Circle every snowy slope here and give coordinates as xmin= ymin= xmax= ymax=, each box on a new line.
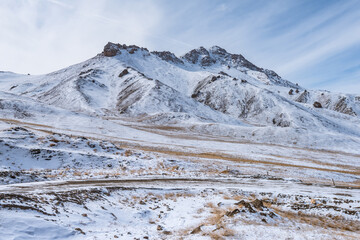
xmin=1 ymin=42 xmax=360 ymax=147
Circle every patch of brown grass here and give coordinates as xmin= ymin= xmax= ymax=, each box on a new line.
xmin=209 ymin=227 xmax=236 ymax=239
xmin=271 ymin=206 xmax=360 ymax=232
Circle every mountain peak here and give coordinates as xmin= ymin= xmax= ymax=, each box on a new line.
xmin=181 ymin=47 xmax=215 ymax=66
xmin=103 ymin=42 xmax=149 ymax=57
xmin=209 ymin=45 xmax=228 ymax=55
xmin=100 ymin=42 xmax=293 ymax=87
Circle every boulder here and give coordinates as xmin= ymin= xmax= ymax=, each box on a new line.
xmin=313 ymin=101 xmax=322 ymax=108
xmin=190 ymin=225 xmax=203 ymax=234
xmin=118 ymin=69 xmax=129 ymax=78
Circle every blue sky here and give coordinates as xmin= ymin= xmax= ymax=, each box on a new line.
xmin=1 ymin=0 xmax=359 ymax=94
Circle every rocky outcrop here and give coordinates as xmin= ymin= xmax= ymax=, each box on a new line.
xmin=152 ymin=51 xmax=184 ymax=65
xmin=180 ymin=45 xmax=297 ymax=88
xmin=103 ymin=42 xmax=149 ymax=57
xmin=333 ymin=97 xmax=356 ymax=116
xmin=118 ymin=69 xmax=129 ymax=78
xmin=296 ymin=90 xmax=310 ymax=103
xmin=182 ymin=47 xmax=212 ymax=65
xmin=103 ymin=42 xmax=120 ymax=57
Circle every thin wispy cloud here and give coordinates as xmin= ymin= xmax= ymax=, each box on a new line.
xmin=0 ymin=0 xmax=359 ymax=94
xmin=46 ymin=0 xmax=74 ymax=9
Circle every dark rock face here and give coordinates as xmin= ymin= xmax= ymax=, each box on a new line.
xmin=313 ymin=102 xmax=322 ymax=108
xmin=103 ymin=42 xmax=296 ymax=88
xmin=200 ymin=56 xmax=216 ymax=66
xmin=334 ymin=97 xmax=356 ymax=116
xmin=235 ymin=200 xmax=256 ymax=213
xmin=182 ymin=47 xmax=211 ymax=65
xmin=230 ymin=54 xmax=261 ymax=72
xmin=103 ymin=42 xmax=149 ymax=57
xmin=226 ymin=208 xmax=241 ymax=217
xmin=251 ymin=199 xmax=264 ymax=210
xmin=219 ymin=71 xmax=230 ymax=77
xmin=180 ymin=45 xmax=298 ymax=88
xmin=190 ymin=225 xmax=203 ymax=234
xmin=103 ymin=42 xmax=119 ymax=57
xmin=182 ymin=45 xmax=265 ymax=70
xmin=118 ymin=69 xmax=129 ymax=78
xmin=152 ymin=51 xmax=184 ymax=65
xmin=210 ymin=46 xmax=228 ymax=56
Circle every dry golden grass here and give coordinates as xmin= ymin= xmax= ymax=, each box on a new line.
xmin=129 ymin=146 xmax=360 ymax=177
xmin=209 ymin=227 xmax=236 ymax=240
xmin=271 ymin=206 xmax=360 ymax=232
xmin=73 ymin=171 xmax=82 ymax=177
xmin=124 ymin=150 xmax=132 ymax=157
xmin=197 ymin=208 xmax=205 ymax=214
xmin=207 ymin=209 xmax=226 ymax=226
xmin=222 ymin=195 xmax=231 ymax=200
xmin=232 ymin=195 xmax=244 ymax=201
xmin=180 ymin=202 xmax=237 ymax=239
xmin=205 ymin=202 xmax=216 ymax=208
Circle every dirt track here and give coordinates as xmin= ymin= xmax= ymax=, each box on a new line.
xmin=1 ymin=177 xmax=359 ymax=202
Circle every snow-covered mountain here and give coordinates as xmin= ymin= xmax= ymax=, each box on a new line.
xmin=1 ymin=42 xmax=360 ymax=149
xmin=1 ymin=43 xmax=360 ymax=240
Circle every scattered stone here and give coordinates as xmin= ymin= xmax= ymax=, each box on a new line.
xmin=190 ymin=225 xmax=203 ymax=234
xmin=118 ymin=69 xmax=129 ymax=78
xmin=251 ymin=199 xmax=264 ymax=210
xmin=75 ymin=228 xmax=86 ymax=235
xmin=313 ymin=101 xmax=322 ymax=108
xmin=219 ymin=71 xmax=230 ymax=77
xmin=235 ymin=200 xmax=256 ymax=213
xmin=210 ymin=76 xmax=218 ymax=82
xmin=163 ymin=231 xmax=172 ymax=235
xmin=30 ymin=149 xmax=41 ymax=155
xmin=226 ymin=208 xmax=240 ymax=217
